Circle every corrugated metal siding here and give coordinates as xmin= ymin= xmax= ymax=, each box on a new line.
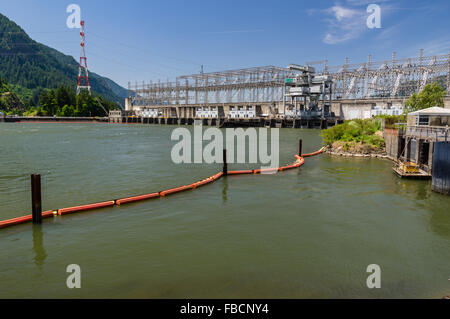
xmin=432 ymin=142 xmax=450 ymax=195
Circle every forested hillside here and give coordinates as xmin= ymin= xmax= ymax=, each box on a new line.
xmin=0 ymin=13 xmax=127 ymax=112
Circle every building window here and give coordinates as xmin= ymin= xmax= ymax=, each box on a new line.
xmin=417 ymin=115 xmax=429 ymax=126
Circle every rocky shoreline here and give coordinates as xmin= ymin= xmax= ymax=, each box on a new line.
xmin=324 ymin=141 xmax=392 ymax=160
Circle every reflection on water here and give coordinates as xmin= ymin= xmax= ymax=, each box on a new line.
xmin=32 ymin=225 xmax=46 ymax=267
xmin=393 ymin=178 xmax=432 ymax=201
xmin=222 ymin=177 xmax=228 ymax=203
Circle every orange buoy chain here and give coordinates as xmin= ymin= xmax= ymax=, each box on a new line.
xmin=0 ymin=147 xmax=324 ymax=230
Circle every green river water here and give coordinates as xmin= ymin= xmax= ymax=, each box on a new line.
xmin=0 ymin=123 xmax=449 ymax=298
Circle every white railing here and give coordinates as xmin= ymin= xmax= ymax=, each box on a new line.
xmin=405 ymin=125 xmax=449 ymax=141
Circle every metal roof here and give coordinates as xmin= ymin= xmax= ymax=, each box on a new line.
xmin=409 ymin=106 xmax=450 ymax=116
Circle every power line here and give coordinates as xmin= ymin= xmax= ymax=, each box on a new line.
xmin=88 ymin=31 xmax=227 ymax=71
xmin=2 ymin=28 xmax=229 ymax=76
xmin=87 ymin=42 xmax=194 ymax=73
xmin=86 ymin=50 xmax=169 ymax=78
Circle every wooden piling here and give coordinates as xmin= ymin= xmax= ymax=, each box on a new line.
xmin=31 ymin=174 xmax=42 ymax=224
xmin=298 ymin=139 xmax=303 ymax=156
xmin=223 ymin=149 xmax=228 ymax=175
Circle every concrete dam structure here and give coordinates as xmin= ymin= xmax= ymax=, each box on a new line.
xmin=111 ymin=51 xmax=450 ymax=127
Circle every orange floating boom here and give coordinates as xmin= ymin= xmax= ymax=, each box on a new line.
xmin=253 ymin=167 xmax=280 ymax=174
xmin=160 ymin=184 xmax=194 ymax=197
xmin=210 ymin=172 xmax=223 ymax=180
xmin=0 ymin=210 xmax=54 ymax=229
xmin=58 ymin=201 xmax=115 ymax=215
xmin=301 ymin=147 xmax=325 ymax=157
xmin=227 ymin=170 xmax=253 ymax=175
xmin=116 ymin=192 xmax=159 ymax=205
xmin=0 ymin=146 xmax=324 ymax=230
xmin=191 ymin=178 xmax=213 ymax=189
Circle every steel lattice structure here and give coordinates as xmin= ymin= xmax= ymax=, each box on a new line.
xmin=129 ymin=51 xmax=450 ymax=107
xmin=76 ymin=20 xmax=91 ymax=95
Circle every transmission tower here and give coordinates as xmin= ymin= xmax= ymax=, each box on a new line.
xmin=76 ymin=20 xmax=91 ymax=95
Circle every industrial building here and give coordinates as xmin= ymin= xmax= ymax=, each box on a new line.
xmin=110 ymin=51 xmax=450 ymax=126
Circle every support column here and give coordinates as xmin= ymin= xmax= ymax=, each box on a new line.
xmin=223 ymin=149 xmax=228 ymax=175
xmin=31 ymin=174 xmax=42 ymax=224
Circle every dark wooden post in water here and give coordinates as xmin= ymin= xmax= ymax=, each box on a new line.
xmin=31 ymin=174 xmax=42 ymax=224
xmin=298 ymin=139 xmax=303 ymax=156
xmin=223 ymin=149 xmax=228 ymax=175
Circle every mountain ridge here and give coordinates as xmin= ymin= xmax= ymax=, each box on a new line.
xmin=0 ymin=13 xmax=127 ymax=107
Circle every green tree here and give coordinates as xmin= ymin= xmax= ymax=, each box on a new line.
xmin=404 ymin=82 xmax=445 ymax=113
xmin=61 ymin=104 xmax=75 ymax=116
xmin=56 ymin=86 xmax=75 ymax=108
xmin=38 ymin=89 xmax=58 ymax=115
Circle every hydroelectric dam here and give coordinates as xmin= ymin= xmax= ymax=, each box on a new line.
xmin=110 ymin=51 xmax=450 ymax=128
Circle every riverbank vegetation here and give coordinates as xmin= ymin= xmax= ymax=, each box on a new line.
xmin=320 ymin=119 xmax=385 ymax=154
xmin=373 ymin=114 xmax=406 ymax=128
xmin=0 ymin=79 xmax=25 ymax=114
xmin=30 ymin=86 xmax=117 ymax=117
xmin=0 ymin=79 xmax=118 ymax=116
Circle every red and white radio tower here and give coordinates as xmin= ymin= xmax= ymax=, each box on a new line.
xmin=76 ymin=20 xmax=91 ymax=95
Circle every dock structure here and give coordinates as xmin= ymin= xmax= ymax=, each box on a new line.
xmin=384 ymin=107 xmax=450 ymax=192
xmin=113 ymin=51 xmax=450 ymax=127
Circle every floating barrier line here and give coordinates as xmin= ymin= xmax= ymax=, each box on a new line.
xmin=0 ymin=210 xmax=54 ymax=229
xmin=116 ymin=192 xmax=159 ymax=205
xmin=0 ymin=146 xmax=324 ymax=230
xmin=58 ymin=201 xmax=116 ymax=216
xmin=301 ymin=146 xmax=326 ymax=157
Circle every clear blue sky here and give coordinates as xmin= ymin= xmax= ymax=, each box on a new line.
xmin=1 ymin=0 xmax=449 ymax=88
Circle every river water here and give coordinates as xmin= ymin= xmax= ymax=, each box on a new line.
xmin=0 ymin=123 xmax=449 ymax=298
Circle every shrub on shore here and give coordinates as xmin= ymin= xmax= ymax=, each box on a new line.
xmin=320 ymin=119 xmax=385 ymax=149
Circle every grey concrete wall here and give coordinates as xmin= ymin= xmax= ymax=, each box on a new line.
xmin=131 ymin=96 xmax=450 ymax=120
xmin=383 ymin=128 xmax=400 ymax=159
xmin=444 ymin=96 xmax=450 ymax=109
xmin=125 ymin=98 xmax=133 ymax=111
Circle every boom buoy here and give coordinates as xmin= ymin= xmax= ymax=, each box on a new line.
xmin=227 ymin=170 xmax=253 ymax=175
xmin=116 ymin=192 xmax=159 ymax=205
xmin=301 ymin=147 xmax=325 ymax=157
xmin=58 ymin=201 xmax=115 ymax=215
xmin=160 ymin=184 xmax=194 ymax=197
xmin=0 ymin=210 xmax=54 ymax=229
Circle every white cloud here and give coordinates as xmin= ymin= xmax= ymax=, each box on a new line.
xmin=310 ymin=1 xmax=395 ymax=45
xmin=321 ymin=6 xmax=366 ymax=44
xmin=331 ymin=6 xmax=358 ymax=21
